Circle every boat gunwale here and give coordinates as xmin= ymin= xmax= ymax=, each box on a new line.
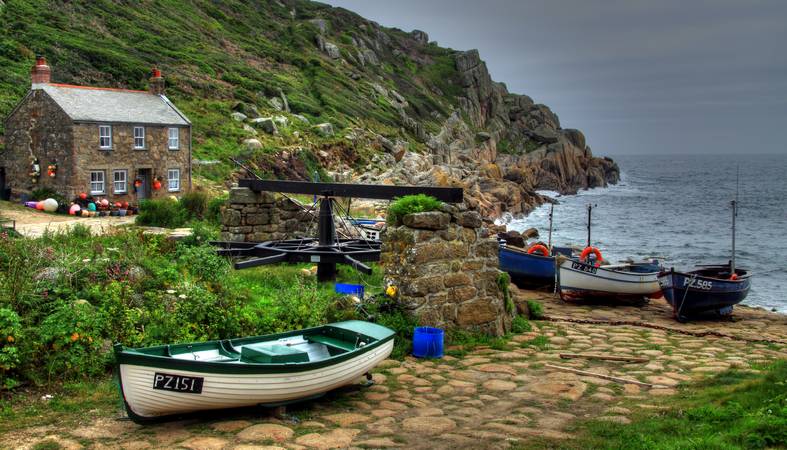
xmin=499 ymin=245 xmax=555 ymax=261
xmin=658 ymin=270 xmax=752 ymax=285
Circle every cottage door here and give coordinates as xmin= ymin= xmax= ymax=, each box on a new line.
xmin=136 ymin=169 xmax=151 ymax=201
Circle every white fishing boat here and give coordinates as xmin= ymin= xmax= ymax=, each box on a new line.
xmin=557 ymin=204 xmax=662 ymax=302
xmin=558 ymin=258 xmax=662 ymax=302
xmin=115 ymin=321 xmax=394 ymax=422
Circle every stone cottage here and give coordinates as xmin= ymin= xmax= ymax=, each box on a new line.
xmin=0 ymin=56 xmax=191 ymax=203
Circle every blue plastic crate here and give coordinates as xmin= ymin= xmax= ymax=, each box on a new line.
xmin=334 ymin=283 xmax=364 ymax=299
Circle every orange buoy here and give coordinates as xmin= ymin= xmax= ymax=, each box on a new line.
xmin=730 ymin=273 xmax=738 ymax=281
xmin=527 ymin=244 xmax=550 ymax=257
xmin=580 ymin=246 xmax=603 ymax=264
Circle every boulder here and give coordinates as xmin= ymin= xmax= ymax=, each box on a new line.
xmin=324 ymin=42 xmax=341 ymax=59
xmin=251 ymin=117 xmax=278 ymax=135
xmin=402 ymin=212 xmax=450 ymax=230
xmin=561 ymin=128 xmax=586 ymax=149
xmin=230 ymin=112 xmax=247 ymax=122
xmin=242 ymin=138 xmax=262 ymax=150
xmin=522 ymin=227 xmax=539 ymax=239
xmin=293 ymin=114 xmax=310 ymax=124
xmin=411 ymin=29 xmax=429 ymax=44
xmin=499 ymin=230 xmax=525 ymax=248
xmin=232 ymin=102 xmax=260 ymax=119
xmin=273 ymin=115 xmax=289 ymax=127
xmin=267 ymin=97 xmax=284 ymax=111
xmin=357 ymin=48 xmax=379 ymax=66
xmin=314 ymin=123 xmax=334 ymax=137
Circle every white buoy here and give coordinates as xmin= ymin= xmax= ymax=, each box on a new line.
xmin=42 ymin=198 xmax=58 ymax=212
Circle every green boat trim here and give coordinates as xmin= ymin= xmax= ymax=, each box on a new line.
xmin=114 ymin=320 xmax=395 ymax=375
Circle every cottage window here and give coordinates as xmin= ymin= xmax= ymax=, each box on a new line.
xmin=90 ymin=170 xmax=106 ymax=195
xmin=99 ymin=125 xmax=112 ymax=149
xmin=168 ymin=168 xmax=180 ymax=192
xmin=168 ymin=128 xmax=179 ymax=150
xmin=133 ymin=127 xmax=145 ymax=149
xmin=113 ymin=170 xmax=127 ymax=194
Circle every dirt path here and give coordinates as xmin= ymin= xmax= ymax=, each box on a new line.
xmin=0 ymin=202 xmax=135 ymax=237
xmin=2 ymin=293 xmax=786 ymax=449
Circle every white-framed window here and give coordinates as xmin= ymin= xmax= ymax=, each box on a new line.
xmin=168 ymin=128 xmax=179 ymax=150
xmin=133 ymin=127 xmax=145 ymax=149
xmin=99 ymin=125 xmax=112 ymax=149
xmin=167 ymin=168 xmax=180 ymax=192
xmin=113 ymin=169 xmax=127 ymax=194
xmin=90 ymin=170 xmax=105 ymax=195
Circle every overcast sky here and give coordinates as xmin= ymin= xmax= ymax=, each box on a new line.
xmin=321 ymin=0 xmax=787 ymax=156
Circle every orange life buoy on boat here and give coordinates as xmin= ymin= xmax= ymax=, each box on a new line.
xmin=580 ymin=246 xmax=603 ymax=265
xmin=730 ymin=273 xmax=738 ymax=281
xmin=527 ymin=244 xmax=550 ymax=257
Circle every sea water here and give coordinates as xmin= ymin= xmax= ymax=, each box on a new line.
xmin=505 ymin=153 xmax=787 ymax=312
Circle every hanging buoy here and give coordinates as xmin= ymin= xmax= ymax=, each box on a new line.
xmin=730 ymin=273 xmax=738 ymax=281
xmin=580 ymin=246 xmax=603 ymax=265
xmin=527 ymin=244 xmax=550 ymax=256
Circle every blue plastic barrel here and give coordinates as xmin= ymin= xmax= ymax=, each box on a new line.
xmin=334 ymin=283 xmax=364 ymax=299
xmin=412 ymin=327 xmax=444 ymax=358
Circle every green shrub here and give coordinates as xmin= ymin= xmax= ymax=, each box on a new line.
xmin=176 ymin=244 xmax=230 ymax=283
xmin=0 ymin=308 xmax=22 ymax=389
xmin=511 ymin=315 xmax=532 ymax=334
xmin=387 ymin=194 xmax=443 ymax=225
xmin=136 ymin=198 xmax=190 ymax=228
xmin=144 ymin=284 xmax=246 ymax=344
xmin=527 ymin=300 xmax=544 ymax=319
xmin=206 ymin=193 xmax=228 ymax=225
xmin=38 ymin=302 xmax=106 ymax=381
xmin=179 ymin=191 xmax=210 ymax=219
xmin=179 ymin=221 xmax=219 ymax=247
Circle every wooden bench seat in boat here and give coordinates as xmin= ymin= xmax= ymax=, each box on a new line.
xmin=240 ymin=343 xmax=309 ymax=364
xmin=307 ymin=335 xmax=356 ymax=352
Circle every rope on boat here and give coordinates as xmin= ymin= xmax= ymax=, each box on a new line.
xmin=541 ymin=315 xmax=787 ymax=345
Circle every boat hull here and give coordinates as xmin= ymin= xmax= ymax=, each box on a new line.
xmin=658 ymin=269 xmax=751 ymax=320
xmin=558 ymin=259 xmax=661 ymax=302
xmin=118 ymin=340 xmax=393 ymax=421
xmin=499 ymin=247 xmax=556 ymax=285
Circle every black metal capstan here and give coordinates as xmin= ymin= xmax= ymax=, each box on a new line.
xmin=213 ymin=179 xmax=464 ymax=282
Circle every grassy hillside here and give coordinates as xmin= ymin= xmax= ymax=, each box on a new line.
xmin=0 ymin=0 xmax=463 ymax=183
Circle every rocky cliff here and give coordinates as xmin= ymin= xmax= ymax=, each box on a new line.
xmin=0 ymin=0 xmax=618 ymax=218
xmin=352 ymin=46 xmax=619 ymax=217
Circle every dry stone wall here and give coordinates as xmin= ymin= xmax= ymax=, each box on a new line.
xmin=220 ymin=187 xmax=314 ymax=242
xmin=381 ymin=205 xmax=512 ymax=336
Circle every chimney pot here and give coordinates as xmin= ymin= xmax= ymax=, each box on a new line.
xmin=149 ymin=67 xmax=165 ymax=95
xmin=31 ymin=55 xmax=51 ymax=88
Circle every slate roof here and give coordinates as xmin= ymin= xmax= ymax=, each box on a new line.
xmin=40 ymin=84 xmax=190 ymax=126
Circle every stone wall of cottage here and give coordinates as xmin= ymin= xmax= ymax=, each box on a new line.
xmin=72 ymin=123 xmax=191 ymax=203
xmin=220 ymin=187 xmax=314 ymax=242
xmin=0 ymin=90 xmax=74 ymax=198
xmin=381 ymin=206 xmax=513 ymax=336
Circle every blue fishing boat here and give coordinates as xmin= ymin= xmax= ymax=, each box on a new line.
xmin=499 ymin=245 xmax=559 ymax=286
xmin=658 ymin=264 xmax=751 ymax=322
xmin=658 ymin=197 xmax=752 ymax=321
xmin=499 ymin=203 xmax=574 ymax=287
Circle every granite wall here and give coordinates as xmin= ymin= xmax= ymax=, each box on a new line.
xmin=381 ymin=205 xmax=513 ymax=336
xmin=219 ymin=187 xmax=314 ymax=242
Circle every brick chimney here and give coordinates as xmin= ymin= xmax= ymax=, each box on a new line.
xmin=31 ymin=55 xmax=51 ymax=89
xmin=149 ymin=67 xmax=165 ymax=95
